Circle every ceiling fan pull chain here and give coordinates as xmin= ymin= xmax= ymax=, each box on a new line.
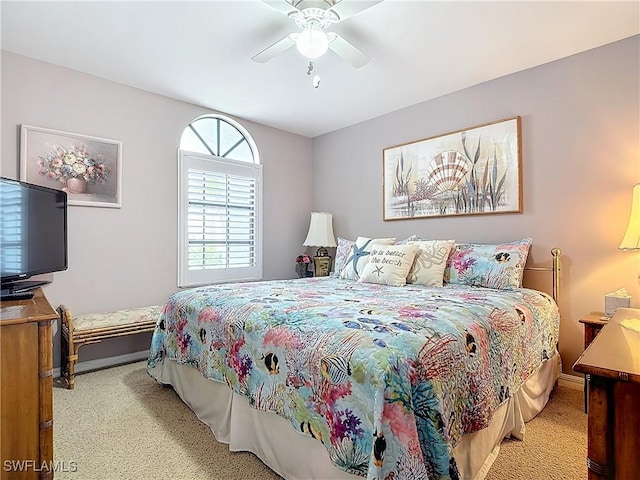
xmin=312 ymin=60 xmax=320 ymax=88
xmin=305 ymin=60 xmax=320 ymax=88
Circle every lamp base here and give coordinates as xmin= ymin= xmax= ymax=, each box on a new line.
xmin=313 ymin=256 xmax=332 ymax=277
xmin=316 ymin=247 xmax=329 ymax=257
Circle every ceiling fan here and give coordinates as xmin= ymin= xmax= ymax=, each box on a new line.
xmin=252 ymin=0 xmax=383 ymax=69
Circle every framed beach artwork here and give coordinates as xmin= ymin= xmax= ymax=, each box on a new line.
xmin=383 ymin=116 xmax=522 ymax=220
xmin=20 ymin=125 xmax=122 ymax=208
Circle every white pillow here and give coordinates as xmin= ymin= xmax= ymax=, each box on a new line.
xmin=340 ymin=236 xmax=395 ymax=281
xmin=358 ymin=243 xmax=419 ymax=287
xmin=406 ymin=240 xmax=455 ymax=286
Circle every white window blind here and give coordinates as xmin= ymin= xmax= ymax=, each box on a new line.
xmin=0 ymin=183 xmax=24 ymax=277
xmin=178 ymin=152 xmax=262 ymax=286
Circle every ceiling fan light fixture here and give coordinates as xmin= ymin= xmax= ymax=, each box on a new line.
xmin=296 ymin=20 xmax=329 ymax=59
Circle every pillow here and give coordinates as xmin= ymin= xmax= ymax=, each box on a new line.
xmin=340 ymin=236 xmax=396 ymax=281
xmin=406 ymin=240 xmax=455 ymax=286
xmin=444 ymin=238 xmax=532 ymax=290
xmin=358 ymin=243 xmax=420 ymax=287
xmin=394 ymin=235 xmax=420 ymax=245
xmin=333 ymin=236 xmax=415 ymax=276
xmin=332 ymin=237 xmax=355 ymax=277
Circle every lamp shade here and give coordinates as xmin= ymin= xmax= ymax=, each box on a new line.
xmin=303 ymin=212 xmax=337 ymax=248
xmin=619 ymin=183 xmax=640 ymax=251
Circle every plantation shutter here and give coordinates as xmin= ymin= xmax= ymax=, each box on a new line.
xmin=178 ymin=152 xmax=262 ymax=286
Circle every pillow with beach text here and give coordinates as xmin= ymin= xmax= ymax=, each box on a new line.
xmin=340 ymin=236 xmax=395 ymax=281
xmin=358 ymin=243 xmax=419 ymax=287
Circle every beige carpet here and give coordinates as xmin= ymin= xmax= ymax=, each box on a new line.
xmin=53 ymin=362 xmax=586 ymax=479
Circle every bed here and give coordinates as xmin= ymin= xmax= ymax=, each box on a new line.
xmin=147 ymin=239 xmax=561 ymax=480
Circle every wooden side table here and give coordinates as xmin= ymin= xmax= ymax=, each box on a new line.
xmin=579 ymin=312 xmax=608 ymax=412
xmin=579 ymin=312 xmax=608 ymax=349
xmin=573 ymin=307 xmax=640 ymax=479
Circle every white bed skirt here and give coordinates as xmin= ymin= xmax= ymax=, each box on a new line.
xmin=148 ymin=352 xmax=560 ymax=480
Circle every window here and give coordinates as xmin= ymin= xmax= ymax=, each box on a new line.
xmin=178 ymin=115 xmax=262 ymax=287
xmin=0 ymin=185 xmax=23 ymax=277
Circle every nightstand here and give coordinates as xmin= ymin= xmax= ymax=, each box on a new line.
xmin=579 ymin=312 xmax=608 ymax=349
xmin=573 ymin=308 xmax=640 ymax=479
xmin=578 ymin=312 xmax=608 ymax=413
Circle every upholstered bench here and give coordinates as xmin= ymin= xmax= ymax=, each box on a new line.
xmin=58 ymin=305 xmax=162 ymax=389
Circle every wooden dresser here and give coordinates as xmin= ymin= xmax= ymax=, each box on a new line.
xmin=573 ymin=307 xmax=640 ymax=480
xmin=1 ymin=289 xmax=57 ymax=480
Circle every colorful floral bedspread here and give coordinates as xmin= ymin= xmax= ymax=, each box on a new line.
xmin=147 ymin=277 xmax=559 ymax=480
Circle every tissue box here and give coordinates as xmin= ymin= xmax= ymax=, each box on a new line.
xmin=605 ymin=294 xmax=631 ymax=317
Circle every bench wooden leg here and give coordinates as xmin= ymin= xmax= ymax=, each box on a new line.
xmin=61 ymin=332 xmax=70 ymax=387
xmin=67 ymin=349 xmax=79 ymax=390
xmin=58 ymin=304 xmax=74 ymax=389
xmin=60 ymin=336 xmax=79 ymax=390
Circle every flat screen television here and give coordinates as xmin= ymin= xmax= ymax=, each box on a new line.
xmin=0 ymin=177 xmax=68 ymax=297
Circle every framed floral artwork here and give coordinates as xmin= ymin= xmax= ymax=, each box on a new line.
xmin=383 ymin=116 xmax=522 ymax=220
xmin=20 ymin=125 xmax=122 ymax=208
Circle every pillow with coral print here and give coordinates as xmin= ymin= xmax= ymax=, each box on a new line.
xmin=340 ymin=236 xmax=396 ymax=281
xmin=444 ymin=238 xmax=532 ymax=289
xmin=332 ymin=237 xmax=355 ymax=277
xmin=358 ymin=243 xmax=420 ymax=287
xmin=406 ymin=240 xmax=455 ymax=286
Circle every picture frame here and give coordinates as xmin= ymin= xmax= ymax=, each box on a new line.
xmin=20 ymin=124 xmax=122 ymax=208
xmin=383 ymin=116 xmax=522 ymax=220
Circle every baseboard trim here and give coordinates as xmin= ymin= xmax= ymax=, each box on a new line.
xmin=559 ymin=372 xmax=584 ymax=390
xmin=53 ymin=350 xmax=149 ymax=379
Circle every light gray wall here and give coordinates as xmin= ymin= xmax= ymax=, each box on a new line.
xmin=311 ymin=36 xmax=640 ymax=375
xmin=1 ymin=51 xmax=313 ymax=366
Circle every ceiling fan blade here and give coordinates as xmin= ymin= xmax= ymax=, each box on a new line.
xmin=252 ymin=35 xmax=296 ymax=63
xmin=263 ymin=0 xmax=300 ymax=18
xmin=327 ymin=0 xmax=383 ymax=22
xmin=328 ymin=33 xmax=370 ymax=68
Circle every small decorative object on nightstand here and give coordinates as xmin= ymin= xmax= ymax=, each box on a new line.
xmin=314 ymin=256 xmax=331 ymax=277
xmin=295 ymin=254 xmax=312 ymax=278
xmin=302 ymin=212 xmax=337 ymax=277
xmin=604 ymin=287 xmax=631 ymax=318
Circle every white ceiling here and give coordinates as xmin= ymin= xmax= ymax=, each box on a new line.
xmin=1 ymin=1 xmax=638 ymax=138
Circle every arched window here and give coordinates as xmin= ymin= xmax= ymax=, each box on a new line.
xmin=177 ymin=115 xmax=262 ymax=287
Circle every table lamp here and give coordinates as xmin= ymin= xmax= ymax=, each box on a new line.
xmin=618 ymin=183 xmax=640 ymax=308
xmin=303 ymin=212 xmax=337 ymax=276
xmin=619 ymin=183 xmax=640 ymax=251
